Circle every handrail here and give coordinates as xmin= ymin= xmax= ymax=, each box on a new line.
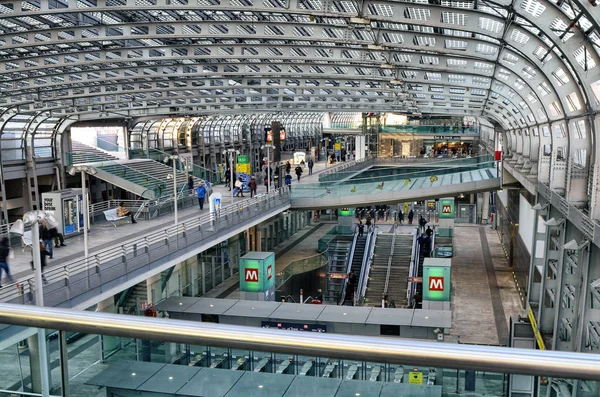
xmin=383 ymin=224 xmax=397 ymax=297
xmin=338 ymin=227 xmax=358 ymax=305
xmin=318 ymin=156 xmax=374 ymax=181
xmin=356 ymin=227 xmax=376 ymax=305
xmin=0 ymin=188 xmax=291 ymax=305
xmin=407 ymin=227 xmax=420 ymax=306
xmin=0 ymin=303 xmax=599 ymax=380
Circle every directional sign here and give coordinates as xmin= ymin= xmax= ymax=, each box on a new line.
xmin=407 ymin=277 xmax=423 ymax=283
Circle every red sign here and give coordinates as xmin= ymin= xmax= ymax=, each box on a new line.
xmin=429 ymin=276 xmax=444 ymax=291
xmin=267 ymin=265 xmax=273 ymax=280
xmin=442 ymin=205 xmax=452 ymax=214
xmin=245 ymin=268 xmax=259 ymax=282
xmin=494 ymin=150 xmax=502 ymax=161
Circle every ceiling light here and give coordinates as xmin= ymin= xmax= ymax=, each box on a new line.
xmin=367 ymin=44 xmax=384 ymax=51
xmin=350 ymin=17 xmax=371 ymax=25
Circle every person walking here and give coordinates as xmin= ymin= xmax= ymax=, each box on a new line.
xmin=408 ymin=209 xmax=414 ymax=225
xmin=234 ymin=176 xmax=245 ymax=197
xmin=295 ymin=165 xmax=303 ymax=182
xmin=225 ymin=168 xmax=231 ymax=190
xmin=188 ymin=175 xmax=194 ymax=196
xmin=365 ymin=215 xmax=372 ymax=232
xmin=425 ymin=225 xmax=433 ymax=237
xmin=419 ymin=215 xmax=427 ymax=234
xmin=398 ymin=210 xmax=404 ymax=225
xmin=358 ymin=221 xmax=365 ymax=238
xmin=249 ymin=176 xmax=257 ymax=198
xmin=195 ymin=181 xmax=208 ymax=210
xmin=0 ymin=237 xmax=13 ymax=288
xmin=284 ymin=173 xmax=292 ymax=191
xmin=40 ymin=220 xmax=54 ymax=259
xmin=38 ymin=242 xmax=51 ymax=284
xmin=285 ymin=161 xmax=291 ymax=175
xmin=307 ymin=158 xmax=314 ymax=175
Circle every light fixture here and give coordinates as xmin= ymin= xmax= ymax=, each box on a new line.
xmin=350 ymin=17 xmax=371 ymax=25
xmin=532 ymin=203 xmax=549 ymax=211
xmin=367 ymin=44 xmax=384 ymax=51
xmin=543 ymin=218 xmax=564 ymax=227
xmin=380 ymin=63 xmax=395 ymax=69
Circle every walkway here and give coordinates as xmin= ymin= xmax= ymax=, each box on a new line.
xmin=448 ymin=225 xmax=524 ymax=345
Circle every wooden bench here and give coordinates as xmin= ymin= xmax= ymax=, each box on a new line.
xmin=103 ymin=208 xmax=130 ymax=227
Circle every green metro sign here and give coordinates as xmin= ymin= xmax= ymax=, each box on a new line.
xmin=239 ymin=252 xmax=275 ymax=292
xmin=439 ymin=198 xmax=455 ymax=219
xmin=423 ymin=259 xmax=451 ymax=301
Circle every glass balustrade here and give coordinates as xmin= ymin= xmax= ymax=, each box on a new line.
xmin=0 ymin=325 xmax=596 ymax=397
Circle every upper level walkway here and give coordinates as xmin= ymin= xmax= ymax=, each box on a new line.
xmin=290 ymin=155 xmax=501 ymax=209
xmin=0 ymin=186 xmax=291 ymax=310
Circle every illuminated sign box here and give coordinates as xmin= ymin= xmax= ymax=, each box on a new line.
xmin=438 ymin=198 xmax=455 ymax=219
xmin=239 ymin=252 xmax=275 ymax=292
xmin=423 ymin=258 xmax=451 ymax=301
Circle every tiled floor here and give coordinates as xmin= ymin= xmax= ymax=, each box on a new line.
xmin=447 ymin=225 xmax=524 ymax=345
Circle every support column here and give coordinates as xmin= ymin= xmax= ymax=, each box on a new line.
xmin=28 ymin=334 xmax=51 ymax=395
xmin=59 ymin=331 xmax=70 ymax=397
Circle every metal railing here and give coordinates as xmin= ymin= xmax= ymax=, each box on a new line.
xmin=0 ymin=303 xmax=599 ymax=380
xmin=407 ymin=227 xmax=419 ymax=306
xmin=0 ymin=188 xmax=291 ymax=306
xmin=356 ymin=227 xmax=376 ymax=305
xmin=383 ymin=224 xmax=398 ymax=298
xmin=338 ymin=227 xmax=358 ymax=305
xmin=317 ymin=156 xmax=374 ymax=182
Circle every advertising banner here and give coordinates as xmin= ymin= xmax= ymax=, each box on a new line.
xmin=236 ymin=155 xmax=251 ymax=191
xmin=423 ymin=259 xmax=451 ymax=301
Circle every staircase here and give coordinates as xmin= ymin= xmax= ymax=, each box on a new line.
xmin=70 ymin=141 xmax=203 ymax=199
xmin=386 ymin=234 xmax=413 ymax=307
xmin=71 ymin=141 xmax=119 ymax=164
xmin=364 ymin=233 xmax=393 ymax=307
xmin=122 ymin=282 xmax=148 ymax=315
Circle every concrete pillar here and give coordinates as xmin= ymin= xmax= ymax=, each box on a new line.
xmin=482 ymin=192 xmax=490 ymax=224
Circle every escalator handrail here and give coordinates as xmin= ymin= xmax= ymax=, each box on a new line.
xmin=383 ymin=224 xmax=398 ymax=296
xmin=407 ymin=227 xmax=420 ymax=305
xmin=338 ymin=227 xmax=359 ymax=305
xmin=357 ymin=227 xmax=377 ymax=305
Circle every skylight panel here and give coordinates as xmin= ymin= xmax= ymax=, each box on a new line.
xmin=406 ymin=8 xmax=431 ymax=20
xmin=393 ymin=54 xmax=412 ymax=63
xmin=522 ymin=66 xmax=536 ymax=79
xmin=415 ymin=36 xmax=436 ymax=47
xmin=421 ymin=56 xmax=439 ymax=65
xmin=514 ymin=79 xmax=525 ymax=90
xmin=474 ymin=62 xmax=493 ymax=72
xmin=573 ymin=45 xmax=597 ymax=70
xmin=549 ymin=17 xmax=574 ymax=42
xmin=443 ymin=29 xmax=471 ymax=37
xmin=449 ymin=87 xmax=465 ymax=94
xmin=476 ymin=43 xmax=497 ymax=55
xmin=471 ymin=89 xmax=486 ymax=96
xmin=447 ymin=59 xmax=467 ymax=68
xmin=478 ymin=17 xmax=504 ymax=34
xmin=448 ymin=75 xmax=465 ymax=83
xmin=425 ymin=72 xmax=441 ymax=81
xmin=441 ymin=12 xmax=467 ymax=26
xmin=552 ymin=67 xmax=570 ymax=86
xmin=533 ymin=46 xmax=552 ymax=64
xmin=520 ymin=0 xmax=546 ymax=18
xmin=445 ymin=40 xmax=467 ymax=50
xmin=510 ymin=29 xmax=530 ymax=45
xmin=502 ymin=53 xmax=519 ymax=65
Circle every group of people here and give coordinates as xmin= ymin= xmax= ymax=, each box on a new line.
xmin=0 ymin=217 xmax=67 ymax=288
xmin=417 ymin=225 xmax=434 ymax=258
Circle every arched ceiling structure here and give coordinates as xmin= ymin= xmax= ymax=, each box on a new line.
xmin=0 ymin=0 xmax=598 ymax=131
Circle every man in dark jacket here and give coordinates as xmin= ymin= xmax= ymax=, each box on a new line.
xmin=295 ymin=165 xmax=303 ymax=181
xmin=307 ymin=158 xmax=314 ymax=175
xmin=249 ymin=176 xmax=257 ymax=198
xmin=0 ymin=237 xmax=13 ymax=288
xmin=40 ymin=220 xmax=53 ymax=259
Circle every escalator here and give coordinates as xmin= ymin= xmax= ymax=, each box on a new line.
xmin=326 ymin=235 xmax=353 ymax=300
xmin=340 ymin=228 xmax=375 ymax=306
xmin=408 ymin=228 xmax=435 ymax=308
xmin=363 ymin=233 xmax=392 ymax=306
xmin=386 ymin=233 xmax=414 ymax=307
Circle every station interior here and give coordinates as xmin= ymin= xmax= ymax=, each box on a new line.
xmin=0 ymin=1 xmax=600 ymax=397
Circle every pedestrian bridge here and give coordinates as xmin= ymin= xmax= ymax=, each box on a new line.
xmin=0 ymin=190 xmax=291 ymax=310
xmin=290 ymin=156 xmax=501 ymax=209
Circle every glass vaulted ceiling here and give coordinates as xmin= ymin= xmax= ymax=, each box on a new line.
xmin=0 ymin=0 xmax=597 ymax=133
